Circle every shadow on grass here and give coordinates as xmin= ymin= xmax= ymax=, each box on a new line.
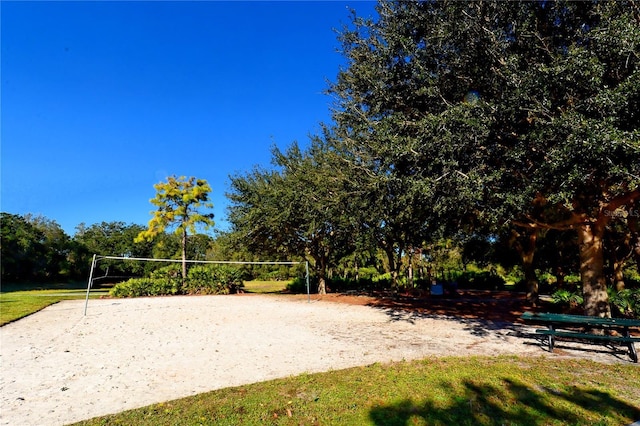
xmin=369 ymin=378 xmax=640 ymax=425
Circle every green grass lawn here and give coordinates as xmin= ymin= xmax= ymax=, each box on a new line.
xmin=0 ymin=283 xmax=108 ymax=326
xmin=242 ymin=280 xmax=290 ymax=294
xmin=70 ymin=356 xmax=639 ymax=426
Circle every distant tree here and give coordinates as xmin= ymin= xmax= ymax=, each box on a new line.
xmin=1 ymin=213 xmax=46 ymax=282
xmin=24 ymin=214 xmax=73 ymax=280
xmin=74 ymin=221 xmax=152 ymax=278
xmin=186 ymin=233 xmax=214 ymax=261
xmin=135 ymin=176 xmax=215 ymax=288
xmin=0 ymin=213 xmax=76 ymax=282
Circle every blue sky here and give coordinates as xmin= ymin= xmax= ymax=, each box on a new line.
xmin=1 ymin=1 xmax=377 ymax=235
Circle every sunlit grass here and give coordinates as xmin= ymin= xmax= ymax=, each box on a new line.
xmin=71 ymin=356 xmax=640 ymax=425
xmin=0 ymin=286 xmax=107 ymax=325
xmin=242 ymin=280 xmax=290 ymax=293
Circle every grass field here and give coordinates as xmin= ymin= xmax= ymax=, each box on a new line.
xmin=242 ymin=280 xmax=290 ymax=294
xmin=70 ymin=356 xmax=640 ymax=426
xmin=0 ymin=285 xmax=109 ymax=326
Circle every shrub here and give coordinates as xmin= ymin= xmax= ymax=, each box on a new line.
xmin=456 ymin=271 xmax=505 ymax=291
xmin=551 ymin=288 xmax=584 ymax=309
xmin=329 ymin=277 xmax=360 ymax=293
xmin=183 ymin=265 xmax=243 ymax=295
xmin=609 ymin=288 xmax=640 ymax=319
xmin=109 ymin=277 xmax=178 ymax=297
xmin=286 ymin=276 xmax=313 ymax=294
xmin=356 ymin=266 xmax=379 ymax=281
xmin=109 ymin=264 xmax=244 ymax=297
xmin=371 ymin=273 xmax=392 ymax=290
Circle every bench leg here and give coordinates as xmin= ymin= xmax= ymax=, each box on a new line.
xmin=548 ymin=325 xmax=555 ymax=353
xmin=629 ymin=342 xmax=638 ymax=363
xmin=623 ymin=328 xmax=638 ymax=363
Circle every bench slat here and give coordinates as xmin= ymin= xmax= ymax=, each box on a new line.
xmin=534 ymin=329 xmax=640 ymax=343
xmin=522 ymin=312 xmax=640 ymax=327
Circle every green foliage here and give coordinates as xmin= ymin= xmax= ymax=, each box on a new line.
xmin=136 ymin=175 xmax=215 ymax=288
xmin=1 ymin=213 xmax=75 ymax=282
xmin=551 ymin=289 xmax=584 ymax=309
xmin=285 ymin=277 xmax=311 ymax=294
xmin=74 ymin=221 xmax=155 ymax=277
xmin=356 ymin=266 xmax=379 ymax=281
xmin=109 ymin=264 xmax=244 ymax=297
xmin=183 ymin=265 xmax=243 ymax=295
xmin=227 ymin=139 xmax=361 ymax=294
xmin=136 ymin=176 xmax=215 ymax=242
xmin=327 ymin=0 xmax=640 ymax=314
xmin=456 ymin=271 xmax=506 ymax=291
xmin=109 ymin=277 xmax=179 ymax=298
xmin=609 ymin=288 xmax=640 ymax=319
xmin=1 ymin=213 xmax=47 ymax=282
xmin=552 ymin=287 xmax=640 ymax=319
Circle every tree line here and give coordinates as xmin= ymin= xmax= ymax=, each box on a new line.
xmin=0 ymin=212 xmax=205 ymax=283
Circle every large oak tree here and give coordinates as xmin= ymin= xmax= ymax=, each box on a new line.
xmin=330 ymin=1 xmax=640 ymax=316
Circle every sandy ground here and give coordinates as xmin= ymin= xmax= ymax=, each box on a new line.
xmin=0 ymin=294 xmax=635 ymax=426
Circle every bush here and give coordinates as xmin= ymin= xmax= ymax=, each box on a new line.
xmin=109 ymin=277 xmax=178 ymax=298
xmin=183 ymin=265 xmax=243 ymax=295
xmin=609 ymin=288 xmax=640 ymax=319
xmin=329 ymin=277 xmax=360 ymax=293
xmin=551 ymin=288 xmax=584 ymax=309
xmin=109 ymin=264 xmax=244 ymax=297
xmin=356 ymin=266 xmax=379 ymax=281
xmin=286 ymin=276 xmax=313 ymax=294
xmin=456 ymin=271 xmax=505 ymax=291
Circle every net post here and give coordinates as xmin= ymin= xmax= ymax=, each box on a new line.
xmin=84 ymin=254 xmax=97 ymax=316
xmin=305 ymin=261 xmax=310 ymax=303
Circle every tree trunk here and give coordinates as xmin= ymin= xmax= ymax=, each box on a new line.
xmin=316 ymin=255 xmax=328 ymax=295
xmin=555 ymin=266 xmax=565 ymax=289
xmin=354 ymin=259 xmax=360 ymax=281
xmin=522 ymin=252 xmax=538 ymax=304
xmin=522 ymin=230 xmax=539 ymax=304
xmin=384 ymin=245 xmax=402 ymax=295
xmin=576 ymin=221 xmax=611 ymax=318
xmin=181 ymin=228 xmax=188 ymax=291
xmin=612 ymin=260 xmax=625 ymax=292
xmin=408 ymin=251 xmax=414 ymax=288
xmin=510 ymin=227 xmax=539 ymax=303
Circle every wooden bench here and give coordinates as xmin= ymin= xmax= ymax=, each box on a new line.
xmin=521 ymin=312 xmax=640 ymax=363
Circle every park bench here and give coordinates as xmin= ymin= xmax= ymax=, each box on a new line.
xmin=521 ymin=311 xmax=640 ymax=363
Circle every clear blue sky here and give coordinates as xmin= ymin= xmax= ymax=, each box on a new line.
xmin=1 ymin=1 xmax=377 ymax=235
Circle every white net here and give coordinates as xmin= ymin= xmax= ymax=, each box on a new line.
xmin=84 ymin=255 xmax=309 ymax=315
